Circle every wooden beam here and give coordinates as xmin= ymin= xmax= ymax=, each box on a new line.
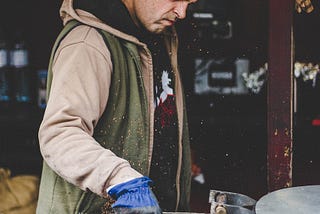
xmin=267 ymin=0 xmax=294 ymax=191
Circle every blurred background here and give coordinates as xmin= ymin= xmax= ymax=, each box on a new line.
xmin=1 ymin=0 xmax=320 ymax=213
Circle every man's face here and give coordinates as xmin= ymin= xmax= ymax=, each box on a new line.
xmin=127 ymin=0 xmax=197 ymax=34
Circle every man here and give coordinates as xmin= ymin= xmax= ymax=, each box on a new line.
xmin=36 ymin=0 xmax=197 ymax=213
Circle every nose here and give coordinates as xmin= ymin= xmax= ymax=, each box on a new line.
xmin=174 ymin=2 xmax=188 ymax=19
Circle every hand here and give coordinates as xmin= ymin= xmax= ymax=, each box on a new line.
xmin=108 ymin=176 xmax=162 ymax=214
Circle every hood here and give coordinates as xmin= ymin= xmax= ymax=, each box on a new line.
xmin=59 ymin=0 xmax=144 ymax=45
xmin=59 ymin=0 xmax=177 ymax=45
xmin=74 ymin=0 xmax=142 ymax=38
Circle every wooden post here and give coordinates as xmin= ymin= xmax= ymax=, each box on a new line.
xmin=267 ymin=0 xmax=294 ymax=191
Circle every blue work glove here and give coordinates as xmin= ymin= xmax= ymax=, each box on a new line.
xmin=108 ymin=176 xmax=162 ymax=214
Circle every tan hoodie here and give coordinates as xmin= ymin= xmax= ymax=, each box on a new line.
xmin=38 ymin=0 xmax=188 ymax=210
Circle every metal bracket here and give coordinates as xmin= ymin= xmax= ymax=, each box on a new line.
xmin=209 ymin=190 xmax=257 ymax=214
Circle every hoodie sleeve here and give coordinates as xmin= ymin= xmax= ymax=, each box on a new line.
xmin=38 ymin=26 xmax=142 ymax=197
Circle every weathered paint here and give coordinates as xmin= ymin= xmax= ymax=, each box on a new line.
xmin=267 ymin=0 xmax=294 ymax=192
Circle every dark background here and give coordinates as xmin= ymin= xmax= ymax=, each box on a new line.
xmin=1 ymin=0 xmax=320 ymax=213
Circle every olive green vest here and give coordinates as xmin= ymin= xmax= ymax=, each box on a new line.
xmin=37 ymin=20 xmax=191 ymax=214
xmin=37 ymin=20 xmax=150 ymax=214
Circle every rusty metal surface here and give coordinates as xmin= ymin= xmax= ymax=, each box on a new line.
xmin=255 ymin=185 xmax=320 ymax=214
